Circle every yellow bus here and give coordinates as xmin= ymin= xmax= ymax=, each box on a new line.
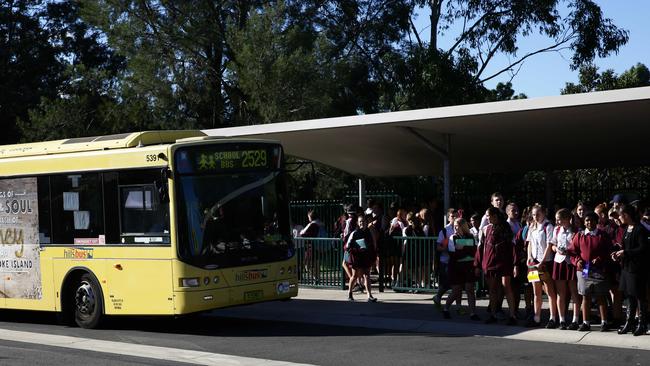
xmin=0 ymin=131 xmax=298 ymax=328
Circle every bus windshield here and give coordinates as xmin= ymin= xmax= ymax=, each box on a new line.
xmin=174 ymin=144 xmax=293 ymax=269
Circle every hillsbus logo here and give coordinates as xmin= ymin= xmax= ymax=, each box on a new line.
xmin=235 ymin=269 xmax=268 ymax=282
xmin=63 ymin=248 xmax=94 ymax=259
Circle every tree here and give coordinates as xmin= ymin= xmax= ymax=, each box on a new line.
xmin=0 ymin=0 xmax=62 ymax=144
xmin=227 ymin=4 xmax=335 ymax=124
xmin=17 ymin=1 xmax=128 ymax=142
xmin=561 ymin=63 xmax=650 ymax=94
xmin=0 ymin=1 xmax=128 ymax=143
xmin=80 ymin=0 xmax=271 ymax=129
xmin=485 ymin=82 xmax=528 ymax=102
xmin=411 ymin=0 xmax=629 ymax=85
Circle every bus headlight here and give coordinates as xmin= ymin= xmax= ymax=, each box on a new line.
xmin=203 ymin=277 xmax=210 ymax=286
xmin=279 ymin=267 xmax=285 ymax=275
xmin=277 ymin=281 xmax=290 ymax=294
xmin=180 ymin=278 xmax=200 ymax=287
xmin=287 ymin=266 xmax=292 ymax=274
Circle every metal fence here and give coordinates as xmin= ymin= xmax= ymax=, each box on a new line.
xmin=292 ymin=235 xmax=440 ymax=293
xmin=289 ymin=192 xmax=402 ymax=239
xmin=290 ymin=200 xmax=344 ymax=237
xmin=294 ymin=237 xmax=346 ymax=289
xmin=344 ymin=191 xmax=402 ymax=213
xmin=391 ymin=236 xmax=438 ymax=293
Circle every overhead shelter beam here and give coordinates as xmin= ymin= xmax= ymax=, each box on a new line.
xmin=401 ymin=127 xmax=452 ymax=214
xmin=203 ymin=87 xmax=650 ymax=177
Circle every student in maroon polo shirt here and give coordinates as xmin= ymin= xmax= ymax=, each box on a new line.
xmin=475 ymin=207 xmax=518 ymax=325
xmin=568 ymin=212 xmax=613 ymax=331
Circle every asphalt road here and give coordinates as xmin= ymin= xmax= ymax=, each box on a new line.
xmin=0 ymin=309 xmax=647 ymax=366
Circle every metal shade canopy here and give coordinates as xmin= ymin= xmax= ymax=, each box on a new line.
xmin=204 ymin=86 xmax=650 ymax=177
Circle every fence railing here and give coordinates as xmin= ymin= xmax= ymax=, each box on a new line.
xmin=391 ymin=236 xmax=437 ymax=293
xmin=292 ymin=235 xmax=440 ymax=293
xmin=294 ymin=237 xmax=346 ymax=289
xmin=290 ymin=200 xmax=343 ymax=237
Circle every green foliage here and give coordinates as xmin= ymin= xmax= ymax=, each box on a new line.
xmin=412 ymin=0 xmax=629 ymax=83
xmin=227 ymin=4 xmax=335 ymax=123
xmin=2 ymin=0 xmax=130 ymax=143
xmin=0 ymin=0 xmax=62 ymax=144
xmin=561 ymin=63 xmax=650 ymax=94
xmin=4 ymin=0 xmax=632 ymax=145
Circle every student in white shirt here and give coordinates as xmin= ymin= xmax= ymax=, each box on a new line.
xmin=433 ymin=208 xmax=458 ymax=308
xmin=526 ymin=204 xmax=558 ymax=328
xmin=506 ymin=203 xmax=522 ymax=236
xmin=479 ymin=192 xmax=505 ymax=229
xmin=549 ymin=208 xmax=581 ymax=330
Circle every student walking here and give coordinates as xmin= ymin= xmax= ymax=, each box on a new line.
xmin=346 ymin=215 xmax=377 ymax=302
xmin=433 ymin=209 xmax=458 ymax=307
xmin=443 ymin=218 xmax=480 ymax=320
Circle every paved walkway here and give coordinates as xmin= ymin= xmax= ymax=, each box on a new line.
xmin=213 ymin=287 xmax=650 ymax=351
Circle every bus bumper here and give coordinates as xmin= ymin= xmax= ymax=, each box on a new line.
xmin=173 ymin=280 xmax=298 ymax=314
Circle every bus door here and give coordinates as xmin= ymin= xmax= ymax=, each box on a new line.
xmin=104 ymin=181 xmax=174 ymax=315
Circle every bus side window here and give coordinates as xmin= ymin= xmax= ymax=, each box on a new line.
xmin=37 ymin=176 xmax=52 ymax=245
xmin=117 ymin=170 xmax=170 ymax=245
xmin=50 ymin=173 xmax=105 ymax=244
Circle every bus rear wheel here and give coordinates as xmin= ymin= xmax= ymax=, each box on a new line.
xmin=73 ymin=273 xmax=103 ymax=329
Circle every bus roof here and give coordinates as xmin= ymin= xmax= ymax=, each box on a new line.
xmin=0 ymin=130 xmax=206 ymax=159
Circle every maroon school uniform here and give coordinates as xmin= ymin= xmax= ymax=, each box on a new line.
xmin=568 ymin=229 xmax=613 ymax=273
xmin=613 ymin=225 xmax=626 ymax=248
xmin=551 ymin=226 xmax=577 ymax=281
xmin=474 ymin=224 xmax=517 ymax=277
xmin=598 ymin=220 xmax=618 ymax=239
xmin=448 ymin=234 xmax=478 ymax=285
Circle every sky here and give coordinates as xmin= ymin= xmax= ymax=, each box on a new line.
xmin=412 ymin=0 xmax=650 ymax=98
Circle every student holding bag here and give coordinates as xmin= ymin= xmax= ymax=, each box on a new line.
xmin=346 ymin=215 xmax=377 ymax=302
xmin=526 ymin=204 xmax=558 ymax=328
xmin=443 ymin=218 xmax=479 ymax=320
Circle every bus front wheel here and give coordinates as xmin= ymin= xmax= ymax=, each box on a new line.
xmin=73 ymin=273 xmax=104 ymax=328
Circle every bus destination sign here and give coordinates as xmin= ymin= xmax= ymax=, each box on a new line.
xmin=176 ymin=145 xmax=281 ymax=174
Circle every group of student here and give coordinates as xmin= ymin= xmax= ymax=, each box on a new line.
xmin=298 ymin=192 xmax=650 ymax=336
xmin=436 ymin=192 xmax=650 ymax=336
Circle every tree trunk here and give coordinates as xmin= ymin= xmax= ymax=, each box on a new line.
xmin=429 ymin=0 xmax=443 ymax=50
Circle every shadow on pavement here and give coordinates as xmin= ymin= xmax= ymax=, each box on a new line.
xmin=0 ymin=297 xmax=552 ymax=340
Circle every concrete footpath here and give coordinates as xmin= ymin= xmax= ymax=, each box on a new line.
xmin=213 ymin=287 xmax=650 ymax=351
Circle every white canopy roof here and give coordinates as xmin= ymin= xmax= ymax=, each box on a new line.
xmin=204 ymin=87 xmax=650 ymax=176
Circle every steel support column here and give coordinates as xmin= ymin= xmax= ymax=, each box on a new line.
xmin=358 ymin=178 xmax=366 ymax=208
xmin=443 ymin=134 xmax=451 ymax=220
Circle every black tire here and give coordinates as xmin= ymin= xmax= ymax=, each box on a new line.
xmin=73 ymin=273 xmax=104 ymax=329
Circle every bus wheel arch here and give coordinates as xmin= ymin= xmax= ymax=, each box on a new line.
xmin=59 ymin=268 xmax=105 ymax=328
